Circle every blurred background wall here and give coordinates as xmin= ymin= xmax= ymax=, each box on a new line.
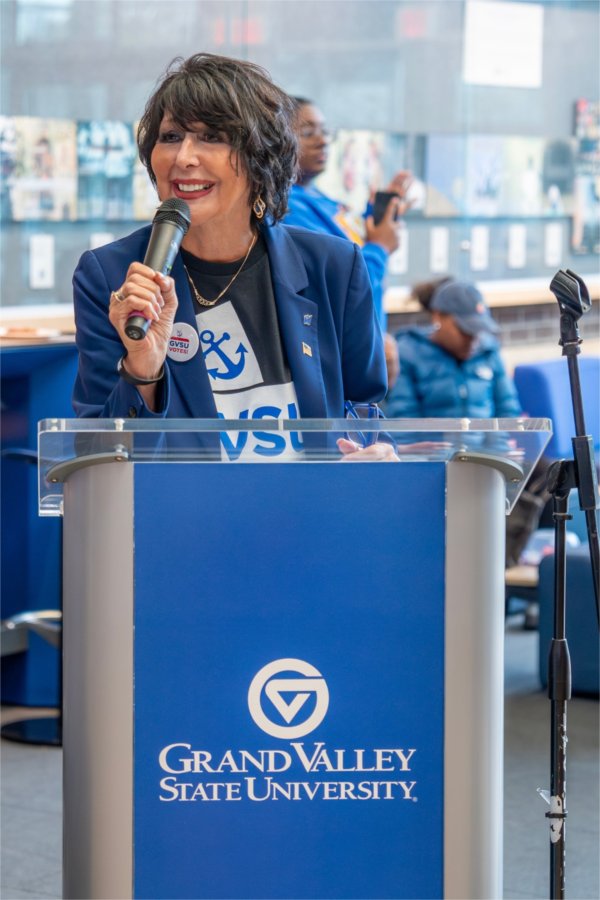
xmin=1 ymin=0 xmax=598 ymax=354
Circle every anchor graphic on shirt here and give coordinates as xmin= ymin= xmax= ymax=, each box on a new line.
xmin=200 ymin=329 xmax=247 ymax=380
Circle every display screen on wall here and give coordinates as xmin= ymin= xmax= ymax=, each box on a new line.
xmin=0 ymin=115 xmax=160 ymax=223
xmin=77 ymin=121 xmax=137 ymax=220
xmin=0 ymin=115 xmax=586 ymax=232
xmin=426 ymin=135 xmax=468 ymax=216
xmin=385 ymin=133 xmax=427 ymax=216
xmin=426 ymin=134 xmax=575 ymax=218
xmin=502 ymin=136 xmax=575 ymax=217
xmin=1 ymin=116 xmax=160 ymax=223
xmin=572 ymin=98 xmax=600 ymax=256
xmin=3 ymin=117 xmax=77 ymax=221
xmin=316 ymin=129 xmax=388 ymax=214
xmin=316 ymin=130 xmax=426 ymax=217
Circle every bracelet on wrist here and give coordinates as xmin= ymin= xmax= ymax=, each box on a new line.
xmin=117 ymin=355 xmax=165 ymax=386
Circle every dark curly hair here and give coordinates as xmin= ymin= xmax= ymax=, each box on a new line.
xmin=137 ymin=53 xmax=298 ymax=224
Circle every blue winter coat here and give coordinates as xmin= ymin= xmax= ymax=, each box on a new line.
xmin=383 ymin=327 xmax=522 ymax=419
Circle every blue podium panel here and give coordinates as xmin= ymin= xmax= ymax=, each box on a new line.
xmin=133 ymin=462 xmax=446 ymax=900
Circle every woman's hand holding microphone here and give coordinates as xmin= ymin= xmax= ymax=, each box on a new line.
xmin=109 ymin=263 xmax=179 ymax=409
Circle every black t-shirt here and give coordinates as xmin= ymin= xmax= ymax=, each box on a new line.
xmin=179 ymin=236 xmax=303 ymax=461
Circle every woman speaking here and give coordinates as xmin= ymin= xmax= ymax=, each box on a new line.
xmin=72 ymin=53 xmax=392 ymax=460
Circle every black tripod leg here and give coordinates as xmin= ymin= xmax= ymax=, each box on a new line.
xmin=547 ymin=480 xmax=572 ymax=899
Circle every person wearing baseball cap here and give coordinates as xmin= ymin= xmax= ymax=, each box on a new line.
xmin=385 ymin=279 xmax=553 ymax=581
xmin=384 ymin=277 xmax=522 ymax=419
xmin=431 ymin=280 xmax=499 ymax=338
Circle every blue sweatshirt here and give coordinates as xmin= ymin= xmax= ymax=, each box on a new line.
xmin=285 ymin=184 xmax=388 ymax=328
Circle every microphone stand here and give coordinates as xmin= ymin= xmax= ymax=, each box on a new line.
xmin=538 ymin=269 xmax=600 ymax=900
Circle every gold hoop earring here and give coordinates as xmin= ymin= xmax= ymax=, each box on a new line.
xmin=253 ymin=196 xmax=266 ymax=219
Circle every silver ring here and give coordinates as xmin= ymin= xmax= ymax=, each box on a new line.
xmin=111 ymin=290 xmax=126 ymax=303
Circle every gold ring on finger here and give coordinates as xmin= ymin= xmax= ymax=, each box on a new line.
xmin=111 ymin=290 xmax=126 ymax=303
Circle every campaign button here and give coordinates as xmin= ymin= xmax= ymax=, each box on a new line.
xmin=167 ymin=322 xmax=199 ymax=361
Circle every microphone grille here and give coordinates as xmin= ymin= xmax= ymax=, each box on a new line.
xmin=152 ymin=198 xmax=191 ymax=233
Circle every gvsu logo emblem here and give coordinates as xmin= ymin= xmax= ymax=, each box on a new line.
xmin=248 ymin=659 xmax=329 ymax=739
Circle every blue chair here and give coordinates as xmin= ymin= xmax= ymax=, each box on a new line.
xmin=538 ymin=546 xmax=599 ymax=696
xmin=513 ymin=357 xmax=600 ymax=460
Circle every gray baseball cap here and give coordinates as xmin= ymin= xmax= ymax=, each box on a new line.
xmin=430 ymin=281 xmax=499 ymax=336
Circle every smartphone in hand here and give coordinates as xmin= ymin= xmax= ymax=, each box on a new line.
xmin=373 ymin=191 xmax=400 ymax=225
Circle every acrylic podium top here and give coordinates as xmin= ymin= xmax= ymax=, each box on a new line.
xmin=38 ymin=416 xmax=552 ymax=515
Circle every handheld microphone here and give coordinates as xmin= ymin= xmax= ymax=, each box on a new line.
xmin=125 ymin=198 xmax=191 ymax=341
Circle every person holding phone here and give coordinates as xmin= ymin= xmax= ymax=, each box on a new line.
xmin=285 ymin=97 xmax=410 ymax=341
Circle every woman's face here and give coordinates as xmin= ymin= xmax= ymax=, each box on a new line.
xmin=430 ymin=312 xmax=477 ymax=361
xmin=150 ymin=114 xmax=252 ymax=231
xmin=294 ymin=103 xmax=331 ymax=183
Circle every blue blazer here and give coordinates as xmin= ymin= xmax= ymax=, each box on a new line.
xmin=72 ymin=221 xmax=387 ymax=420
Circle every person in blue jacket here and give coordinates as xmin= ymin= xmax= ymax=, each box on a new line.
xmin=284 ymin=98 xmax=411 ymax=336
xmin=72 ymin=53 xmax=395 ymax=462
xmin=384 ymin=278 xmax=546 ymax=571
xmin=384 ymin=278 xmax=522 ymax=419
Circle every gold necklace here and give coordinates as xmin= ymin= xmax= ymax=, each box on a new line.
xmin=184 ymin=233 xmax=257 ymax=308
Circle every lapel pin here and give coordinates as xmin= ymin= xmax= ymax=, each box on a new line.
xmin=302 ymin=342 xmax=313 ymax=357
xmin=303 ymin=313 xmax=313 ymax=326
